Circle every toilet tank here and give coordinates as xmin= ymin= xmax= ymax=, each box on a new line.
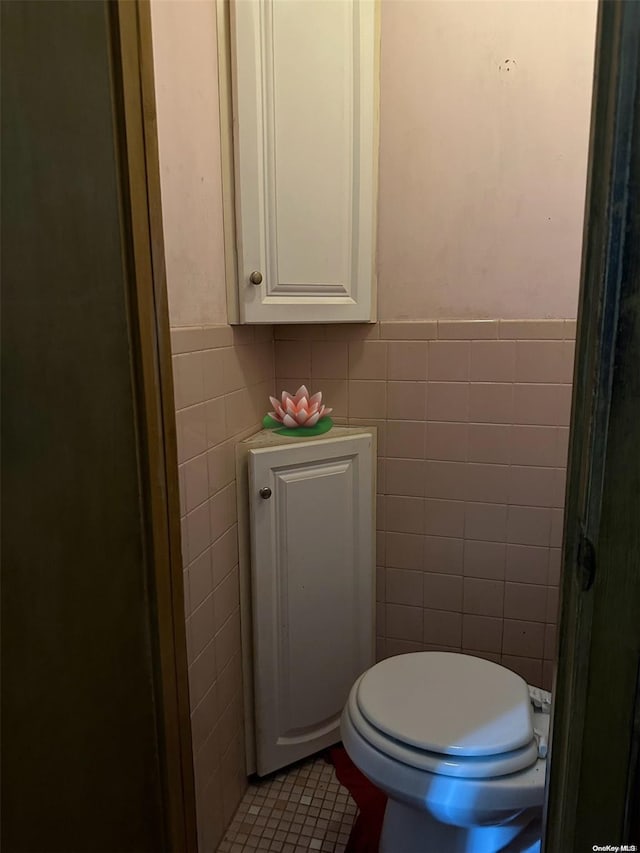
xmin=236 ymin=427 xmax=376 ymax=775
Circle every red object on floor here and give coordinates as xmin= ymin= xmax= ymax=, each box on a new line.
xmin=328 ymin=745 xmax=387 ymax=853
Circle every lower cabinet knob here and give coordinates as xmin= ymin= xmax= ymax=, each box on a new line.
xmin=259 ymin=487 xmax=272 ymax=499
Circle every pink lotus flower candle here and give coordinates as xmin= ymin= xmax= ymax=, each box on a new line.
xmin=269 ymin=385 xmax=333 ymax=428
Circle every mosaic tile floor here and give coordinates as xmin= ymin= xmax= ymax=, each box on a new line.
xmin=216 ymin=753 xmax=357 ymax=853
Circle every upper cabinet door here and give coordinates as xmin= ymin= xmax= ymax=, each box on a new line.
xmin=229 ymin=0 xmax=379 ymax=324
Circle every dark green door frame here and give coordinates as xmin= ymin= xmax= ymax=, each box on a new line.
xmin=545 ymin=1 xmax=640 ymax=850
xmin=1 ymin=1 xmax=196 ymax=850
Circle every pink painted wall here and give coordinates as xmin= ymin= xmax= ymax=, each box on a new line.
xmin=377 ymin=0 xmax=597 ymax=320
xmin=150 ymin=0 xmax=227 ymax=327
xmin=152 ymin=0 xmax=597 ymax=326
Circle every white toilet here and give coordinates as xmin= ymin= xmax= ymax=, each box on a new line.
xmin=341 ymin=652 xmax=550 ymax=853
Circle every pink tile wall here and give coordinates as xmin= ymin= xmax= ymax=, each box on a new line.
xmin=171 ymin=324 xmax=274 ymax=852
xmin=274 ymin=319 xmax=575 ymax=690
xmin=170 ymin=315 xmax=573 ymax=849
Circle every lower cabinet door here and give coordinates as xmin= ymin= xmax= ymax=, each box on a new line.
xmin=249 ymin=434 xmax=374 ymax=775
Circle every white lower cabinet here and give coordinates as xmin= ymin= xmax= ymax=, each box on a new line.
xmin=237 ymin=428 xmax=375 ymax=776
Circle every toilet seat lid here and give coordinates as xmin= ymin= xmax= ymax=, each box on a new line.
xmin=356 ymin=652 xmax=534 ymax=757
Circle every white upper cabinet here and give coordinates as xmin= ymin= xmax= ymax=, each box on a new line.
xmin=226 ymin=0 xmax=379 ymax=323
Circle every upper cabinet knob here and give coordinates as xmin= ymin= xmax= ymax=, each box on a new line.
xmin=249 ymin=270 xmax=263 ymax=285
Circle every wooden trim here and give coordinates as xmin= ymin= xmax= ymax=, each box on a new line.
xmin=108 ymin=2 xmax=197 ymax=850
xmin=217 ymin=0 xmax=240 ymax=324
xmin=544 ymin=2 xmax=640 ymax=849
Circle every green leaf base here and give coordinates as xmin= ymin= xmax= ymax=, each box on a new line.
xmin=262 ymin=414 xmax=334 ymax=437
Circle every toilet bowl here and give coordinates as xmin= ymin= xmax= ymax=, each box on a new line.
xmin=341 ymin=652 xmax=549 ymax=853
